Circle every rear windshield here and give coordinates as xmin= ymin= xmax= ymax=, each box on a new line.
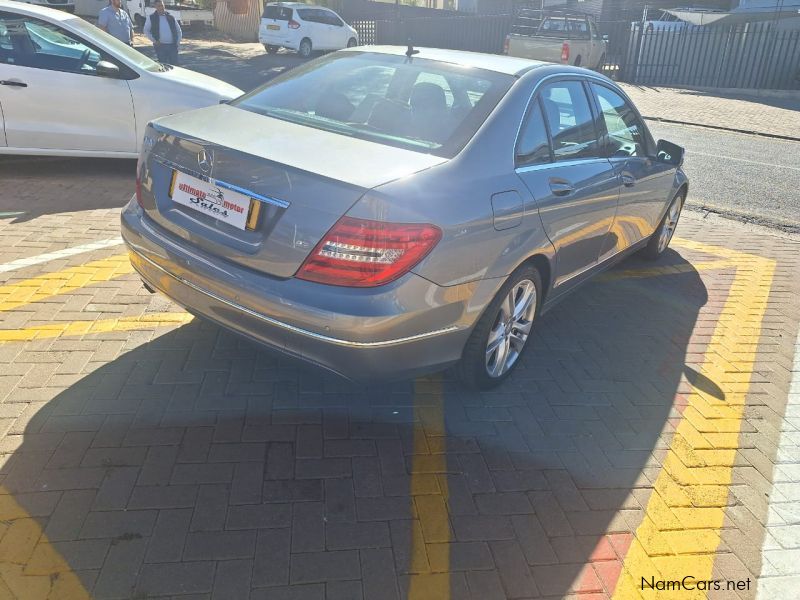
xmin=232 ymin=52 xmax=514 ymax=158
xmin=262 ymin=5 xmax=292 ymax=20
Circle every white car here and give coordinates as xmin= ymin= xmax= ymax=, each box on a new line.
xmin=258 ymin=2 xmax=357 ymax=58
xmin=0 ymin=0 xmax=242 ymax=158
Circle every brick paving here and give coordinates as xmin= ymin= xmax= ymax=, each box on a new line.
xmin=1 ymin=160 xmax=799 ymax=598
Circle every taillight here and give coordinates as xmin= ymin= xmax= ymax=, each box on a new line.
xmin=561 ymin=41 xmax=570 ymax=62
xmin=288 ymin=19 xmax=300 ymax=29
xmin=503 ymin=35 xmax=510 ymax=55
xmin=296 ymin=216 xmax=442 ymax=287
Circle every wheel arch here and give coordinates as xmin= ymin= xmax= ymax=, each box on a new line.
xmin=520 ymin=253 xmax=553 ymax=306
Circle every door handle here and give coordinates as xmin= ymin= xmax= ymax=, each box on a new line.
xmin=0 ymin=80 xmax=27 ymax=87
xmin=549 ymin=178 xmax=574 ymax=197
xmin=621 ymin=174 xmax=636 ymax=187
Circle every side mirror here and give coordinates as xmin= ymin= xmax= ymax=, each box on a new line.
xmin=656 ymin=139 xmax=684 ymax=166
xmin=96 ymin=60 xmax=120 ymax=78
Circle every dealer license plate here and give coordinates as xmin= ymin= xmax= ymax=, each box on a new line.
xmin=170 ymin=171 xmax=255 ymax=231
xmin=267 ymin=24 xmax=280 ymax=30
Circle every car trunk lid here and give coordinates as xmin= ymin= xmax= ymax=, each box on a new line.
xmin=139 ymin=104 xmax=447 ymax=279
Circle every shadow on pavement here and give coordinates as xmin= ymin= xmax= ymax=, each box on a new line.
xmin=1 ymin=250 xmax=707 ymax=598
xmin=0 ymin=157 xmax=135 ymax=223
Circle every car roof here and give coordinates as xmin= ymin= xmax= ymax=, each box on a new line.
xmin=0 ymin=0 xmax=75 ymax=21
xmin=342 ymin=46 xmax=546 ymax=77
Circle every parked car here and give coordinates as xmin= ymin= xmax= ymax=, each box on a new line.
xmin=0 ymin=0 xmax=242 ymax=158
xmin=122 ymin=46 xmax=687 ymax=388
xmin=17 ymin=0 xmax=74 ymax=14
xmin=504 ymin=9 xmax=607 ymax=70
xmin=258 ymin=1 xmax=357 ymax=58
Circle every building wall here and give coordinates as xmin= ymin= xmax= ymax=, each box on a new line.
xmin=213 ymin=0 xmax=263 ymax=42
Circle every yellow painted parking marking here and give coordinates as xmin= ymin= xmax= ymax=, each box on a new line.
xmin=598 ymin=259 xmax=732 ymax=282
xmin=612 ymin=240 xmax=775 ymax=599
xmin=0 ymin=312 xmax=193 ymax=343
xmin=0 ymin=254 xmax=133 ymax=312
xmin=0 ymin=490 xmax=90 ymax=599
xmin=408 ymin=376 xmax=451 ymax=600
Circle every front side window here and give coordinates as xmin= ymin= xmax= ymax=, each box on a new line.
xmin=323 ymin=11 xmax=344 ymax=26
xmin=0 ymin=12 xmax=102 ymax=74
xmin=591 ymin=84 xmax=648 ymax=158
xmin=234 ymin=52 xmax=514 ymax=157
xmin=539 ymin=81 xmax=601 ymax=161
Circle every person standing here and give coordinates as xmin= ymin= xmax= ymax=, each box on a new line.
xmin=98 ymin=0 xmax=133 ymax=46
xmin=144 ymin=0 xmax=183 ymax=65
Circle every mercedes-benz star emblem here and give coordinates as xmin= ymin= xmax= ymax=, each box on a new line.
xmin=197 ymin=149 xmax=214 ymax=174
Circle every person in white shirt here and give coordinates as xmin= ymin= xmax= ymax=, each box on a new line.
xmin=144 ymin=0 xmax=183 ymax=65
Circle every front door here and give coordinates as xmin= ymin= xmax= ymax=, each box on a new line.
xmin=0 ymin=10 xmax=135 ymax=154
xmin=589 ymin=82 xmax=677 ymax=260
xmin=515 ymin=79 xmax=619 ymax=294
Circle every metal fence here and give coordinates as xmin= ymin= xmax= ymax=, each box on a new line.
xmin=352 ymin=14 xmax=800 ymax=91
xmin=621 ymin=22 xmax=800 ymax=90
xmin=353 ymin=15 xmax=513 ymax=55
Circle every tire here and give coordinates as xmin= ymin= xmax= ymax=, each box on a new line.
xmin=347 ymin=37 xmax=358 ymax=48
xmin=264 ymin=44 xmax=279 ymax=54
xmin=298 ymin=38 xmax=312 ymax=58
xmin=457 ymin=265 xmax=542 ymax=390
xmin=574 ymin=55 xmax=582 ymax=67
xmin=641 ymin=190 xmax=685 ymax=260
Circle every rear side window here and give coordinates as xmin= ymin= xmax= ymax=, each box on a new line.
xmin=539 ymin=81 xmax=600 ymax=161
xmin=263 ymin=6 xmax=292 ymax=20
xmin=516 ymin=101 xmax=551 ymax=167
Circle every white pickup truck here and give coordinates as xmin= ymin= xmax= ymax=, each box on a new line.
xmin=504 ymin=9 xmax=607 ymax=71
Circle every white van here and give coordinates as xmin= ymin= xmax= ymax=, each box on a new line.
xmin=17 ymin=0 xmax=76 ymax=14
xmin=259 ymin=2 xmax=358 ymax=58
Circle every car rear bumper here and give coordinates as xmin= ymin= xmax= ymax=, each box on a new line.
xmin=121 ymin=200 xmax=479 ymax=382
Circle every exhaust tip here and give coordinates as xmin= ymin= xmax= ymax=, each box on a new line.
xmin=142 ymin=279 xmax=156 ymax=294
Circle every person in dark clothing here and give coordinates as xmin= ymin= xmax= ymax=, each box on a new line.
xmin=144 ymin=0 xmax=183 ymax=65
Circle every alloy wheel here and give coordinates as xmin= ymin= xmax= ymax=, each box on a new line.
xmin=657 ymin=196 xmax=682 ymax=253
xmin=485 ymin=279 xmax=536 ymax=378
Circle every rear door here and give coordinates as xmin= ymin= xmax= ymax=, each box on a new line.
xmin=589 ymin=82 xmax=676 ymax=260
xmin=298 ymin=9 xmax=332 ymax=49
xmin=515 ymin=78 xmax=619 ymax=294
xmin=0 ymin=10 xmax=135 ymax=153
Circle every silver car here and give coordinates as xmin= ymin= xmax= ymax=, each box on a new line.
xmin=121 ymin=46 xmax=687 ymax=388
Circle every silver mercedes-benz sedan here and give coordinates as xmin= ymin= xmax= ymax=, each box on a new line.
xmin=121 ymin=46 xmax=687 ymax=388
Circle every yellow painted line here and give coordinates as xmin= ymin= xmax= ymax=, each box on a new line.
xmin=598 ymin=259 xmax=732 ymax=282
xmin=0 ymin=254 xmax=133 ymax=312
xmin=0 ymin=490 xmax=90 ymax=599
xmin=408 ymin=376 xmax=452 ymax=600
xmin=0 ymin=312 xmax=193 ymax=343
xmin=612 ymin=241 xmax=775 ymax=599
